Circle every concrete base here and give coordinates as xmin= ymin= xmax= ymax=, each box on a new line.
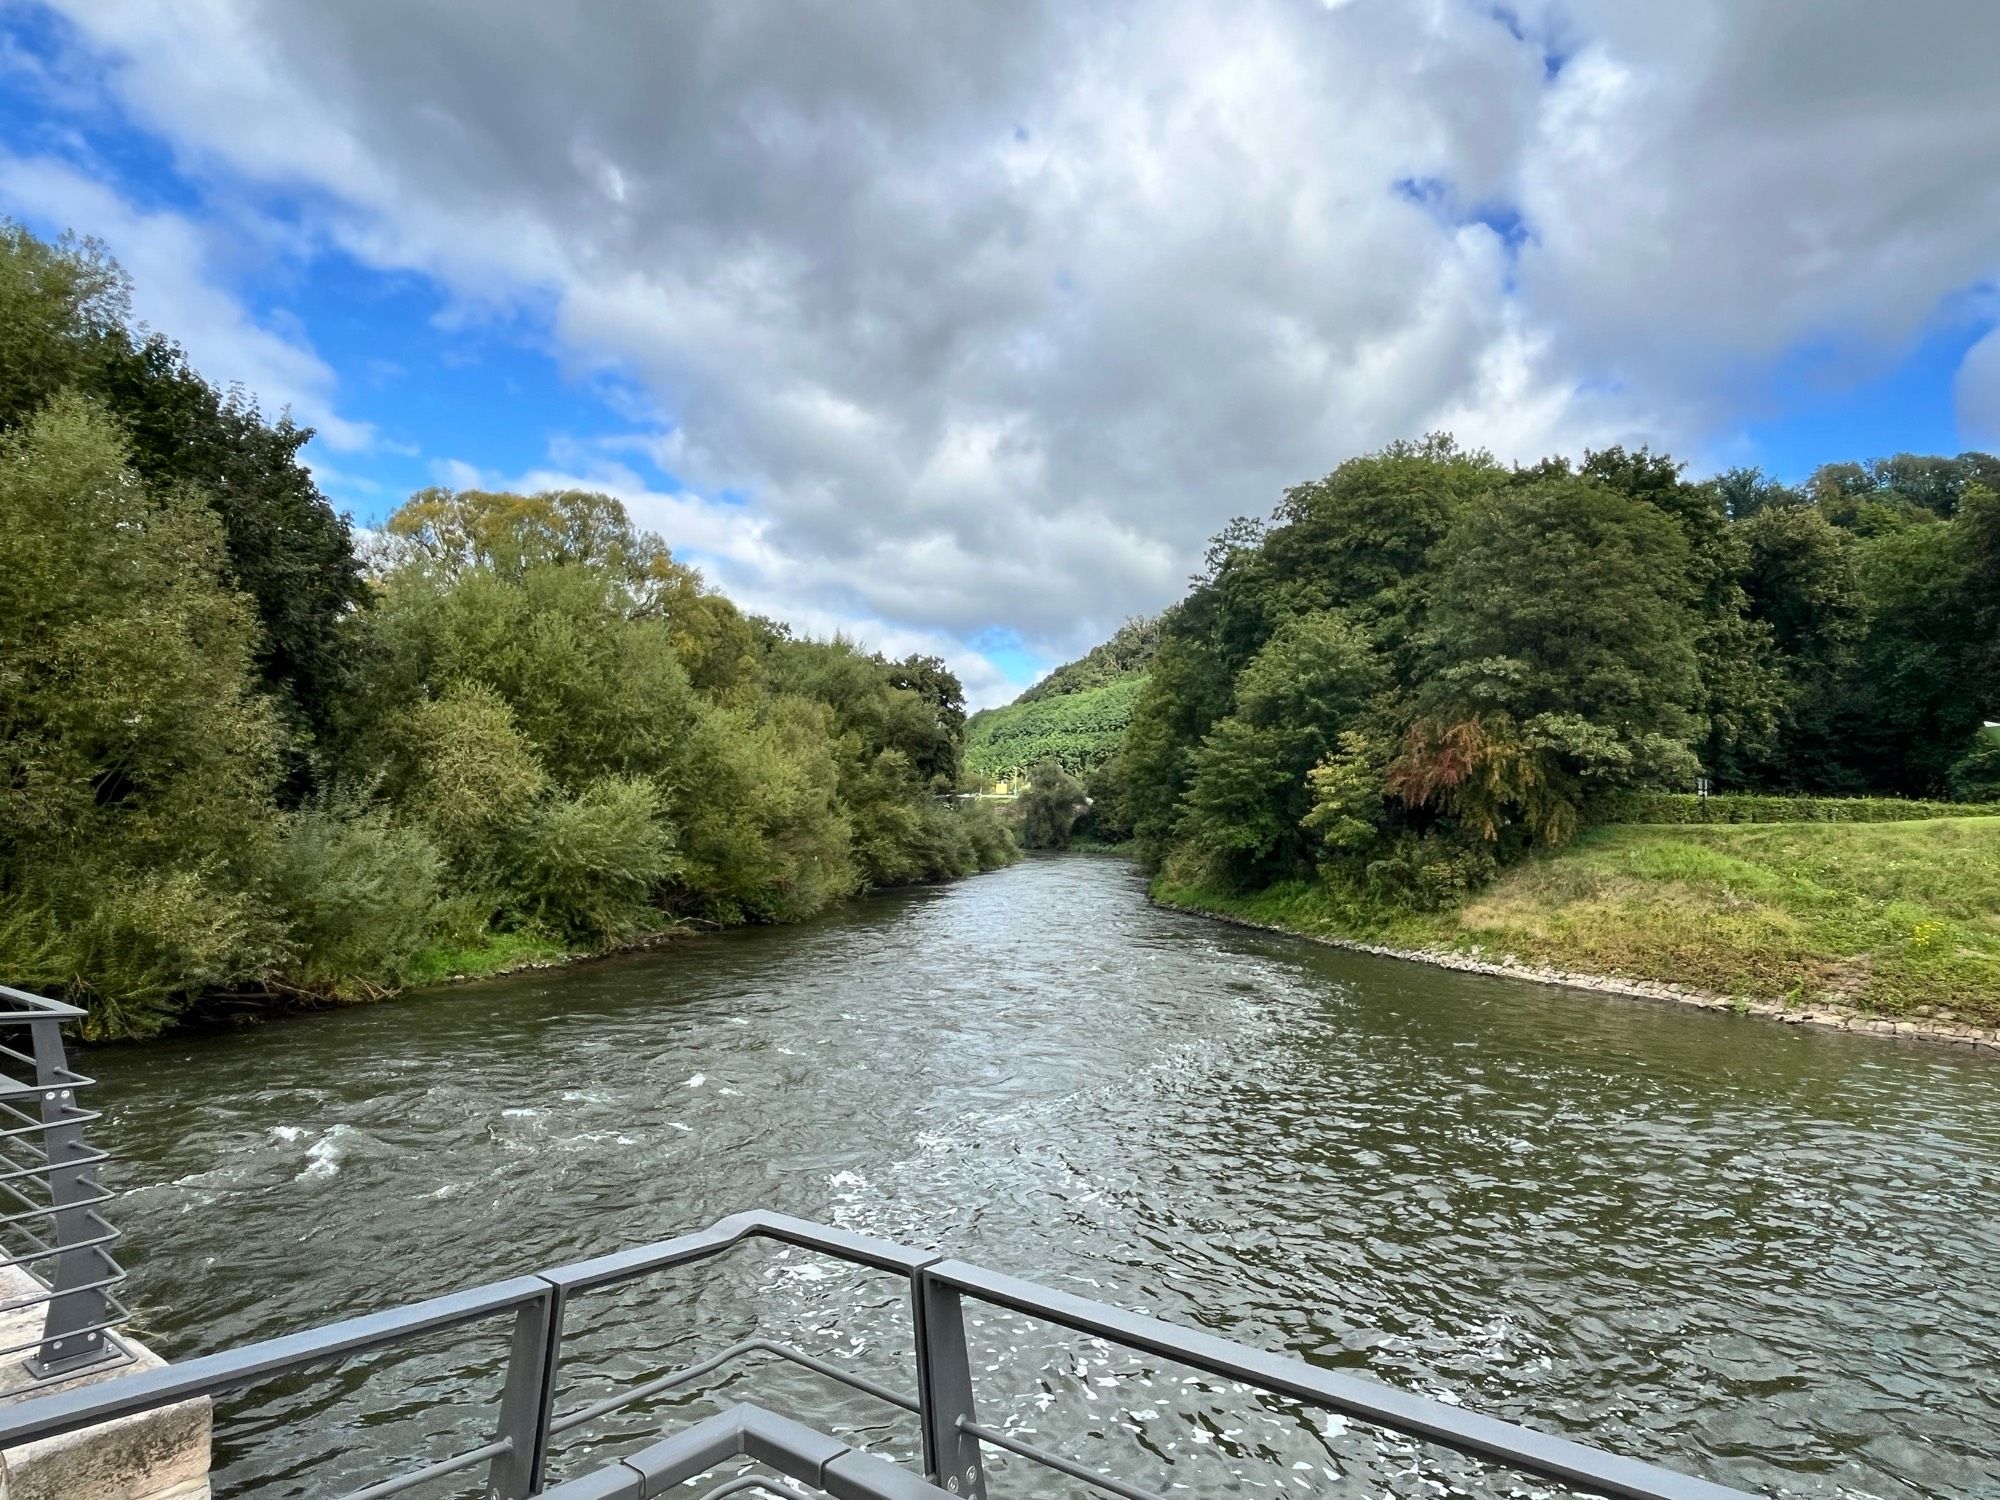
xmin=0 ymin=1268 xmax=210 ymax=1500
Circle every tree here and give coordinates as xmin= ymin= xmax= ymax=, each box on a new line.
xmin=0 ymin=224 xmax=128 ymax=428
xmin=1737 ymin=505 xmax=1863 ymax=787
xmin=1262 ymin=434 xmax=1500 ymax=679
xmin=0 ymin=396 xmax=285 ymax=1033
xmin=884 ymin=654 xmax=967 ymax=788
xmin=1018 ymin=761 xmax=1089 ymax=849
xmin=1178 ymin=613 xmax=1384 ymax=885
xmin=1392 ymin=475 xmax=1703 ymax=843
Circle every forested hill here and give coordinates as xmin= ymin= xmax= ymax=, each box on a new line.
xmin=964 ymin=616 xmax=1158 ymax=783
xmin=0 ymin=224 xmax=1015 ymax=1040
xmin=1075 ymin=435 xmax=2000 ymax=907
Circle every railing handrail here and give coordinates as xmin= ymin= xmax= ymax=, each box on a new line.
xmin=0 ymin=1209 xmax=1759 ymax=1500
xmin=0 ymin=985 xmax=126 ymax=1381
xmin=0 ymin=984 xmax=89 ymax=1022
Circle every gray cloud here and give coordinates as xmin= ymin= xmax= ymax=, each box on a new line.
xmin=28 ymin=0 xmax=2000 ymax=695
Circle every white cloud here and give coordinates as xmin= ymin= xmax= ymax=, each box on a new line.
xmin=0 ymin=152 xmax=376 ymax=450
xmin=1957 ymin=327 xmax=2000 ymax=451
xmin=26 ymin=0 xmax=2000 ymax=685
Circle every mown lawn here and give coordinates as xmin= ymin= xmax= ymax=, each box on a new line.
xmin=1159 ymin=817 xmax=2000 ymax=1023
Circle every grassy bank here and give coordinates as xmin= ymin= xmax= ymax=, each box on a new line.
xmin=1157 ymin=816 xmax=2000 ymax=1024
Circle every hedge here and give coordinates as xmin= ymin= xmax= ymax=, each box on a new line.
xmin=1597 ymin=792 xmax=2000 ymax=825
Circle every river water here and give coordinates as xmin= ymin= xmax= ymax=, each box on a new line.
xmin=87 ymin=854 xmax=2000 ymax=1499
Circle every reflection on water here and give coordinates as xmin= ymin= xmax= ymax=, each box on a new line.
xmin=89 ymin=854 xmax=2000 ymax=1498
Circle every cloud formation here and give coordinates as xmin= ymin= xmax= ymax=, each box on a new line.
xmin=16 ymin=0 xmax=2000 ymax=696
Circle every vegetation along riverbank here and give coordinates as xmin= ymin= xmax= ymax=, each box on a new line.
xmin=1154 ymin=813 xmax=2000 ymax=1040
xmin=0 ymin=225 xmax=1016 ymax=1040
xmin=1001 ymin=432 xmax=2000 ymax=1026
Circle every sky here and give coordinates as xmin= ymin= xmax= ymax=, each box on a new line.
xmin=3 ymin=2 xmax=1998 ymax=707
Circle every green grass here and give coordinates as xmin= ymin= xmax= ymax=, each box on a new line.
xmin=1159 ymin=816 xmax=2000 ymax=1024
xmin=402 ymin=929 xmax=572 ymax=988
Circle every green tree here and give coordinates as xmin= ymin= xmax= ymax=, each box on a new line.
xmin=0 ymin=396 xmax=285 ymax=1033
xmin=1737 ymin=504 xmax=1863 ymax=787
xmin=1178 ymin=613 xmax=1384 ymax=885
xmin=1392 ymin=475 xmax=1703 ymax=843
xmin=1018 ymin=760 xmax=1089 ymax=849
xmin=1 ymin=226 xmax=367 ymax=768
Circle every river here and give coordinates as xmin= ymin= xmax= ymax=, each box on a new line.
xmin=87 ymin=854 xmax=2000 ymax=1499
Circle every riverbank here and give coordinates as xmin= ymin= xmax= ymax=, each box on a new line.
xmin=1154 ymin=816 xmax=2000 ymax=1047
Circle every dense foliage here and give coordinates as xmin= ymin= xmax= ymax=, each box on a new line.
xmin=1599 ymin=793 xmax=2000 ymax=825
xmin=1100 ymin=434 xmax=2000 ymax=910
xmin=965 ymin=675 xmax=1147 ymax=782
xmin=1015 ymin=761 xmax=1090 ymax=849
xmin=0 ymin=225 xmax=1013 ymax=1038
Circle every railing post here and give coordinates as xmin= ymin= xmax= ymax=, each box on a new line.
xmin=486 ymin=1282 xmax=565 ymax=1499
xmin=25 ymin=1013 xmax=113 ymax=1378
xmin=911 ymin=1269 xmax=985 ymax=1500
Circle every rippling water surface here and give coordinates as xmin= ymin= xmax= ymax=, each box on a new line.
xmin=88 ymin=854 xmax=2000 ymax=1498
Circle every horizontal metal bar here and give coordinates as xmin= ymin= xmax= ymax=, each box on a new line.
xmin=0 ymin=1295 xmax=131 ymax=1361
xmin=0 ymin=984 xmax=87 ymax=1019
xmin=543 ymin=1210 xmax=939 ymax=1295
xmin=551 ymin=1335 xmax=917 ymax=1437
xmin=698 ymin=1478 xmax=809 ymax=1499
xmin=334 ymin=1436 xmax=512 ymax=1500
xmin=0 ymin=1181 xmax=114 ymax=1223
xmin=0 ymin=1210 xmax=120 ymax=1268
xmin=928 ymin=1259 xmax=1752 ymax=1500
xmin=959 ymin=1418 xmax=1168 ymax=1500
xmin=0 ymin=1275 xmax=553 ymax=1451
xmin=0 ymin=1145 xmax=110 ymax=1186
xmin=0 ymin=1264 xmax=124 ymax=1315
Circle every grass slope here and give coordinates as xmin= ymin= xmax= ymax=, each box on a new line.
xmin=1159 ymin=817 xmax=2000 ymax=1023
xmin=965 ymin=674 xmax=1146 ymax=781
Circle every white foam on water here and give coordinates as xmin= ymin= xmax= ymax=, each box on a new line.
xmin=297 ymin=1123 xmax=357 ymax=1182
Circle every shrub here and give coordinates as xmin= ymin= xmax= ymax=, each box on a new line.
xmin=1018 ymin=760 xmax=1089 ymax=849
xmin=270 ymin=805 xmax=444 ymax=995
xmin=507 ymin=776 xmax=677 ymax=941
xmin=68 ymin=870 xmax=277 ymax=1040
xmin=1362 ymin=832 xmax=1499 ymax=912
xmin=396 ymin=682 xmax=547 ymax=880
xmin=1598 ymin=791 xmax=2000 ymax=825
xmin=1947 ymin=729 xmax=2000 ymax=803
xmin=956 ymin=799 xmax=1021 ymax=868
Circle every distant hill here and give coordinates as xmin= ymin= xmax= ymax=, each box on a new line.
xmin=965 ymin=616 xmax=1158 ymax=784
xmin=1014 ymin=616 xmax=1159 ymax=703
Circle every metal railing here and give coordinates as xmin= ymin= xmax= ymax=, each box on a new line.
xmin=0 ymin=1210 xmax=1759 ymax=1500
xmin=0 ymin=984 xmax=128 ymax=1382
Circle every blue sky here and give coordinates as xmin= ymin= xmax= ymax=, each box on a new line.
xmin=5 ymin=1 xmax=1999 ymax=706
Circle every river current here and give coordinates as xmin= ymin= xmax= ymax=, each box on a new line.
xmin=88 ymin=854 xmax=2000 ymax=1498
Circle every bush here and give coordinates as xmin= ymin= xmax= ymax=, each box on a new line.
xmin=1361 ymin=832 xmax=1499 ymax=912
xmin=1018 ymin=761 xmax=1089 ymax=849
xmin=1947 ymin=730 xmax=2000 ymax=803
xmin=67 ymin=870 xmax=276 ymax=1040
xmin=395 ymin=683 xmax=547 ymax=880
xmin=507 ymin=776 xmax=677 ymax=941
xmin=1598 ymin=791 xmax=2000 ymax=825
xmin=957 ymin=799 xmax=1021 ymax=868
xmin=270 ymin=805 xmax=444 ymax=995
